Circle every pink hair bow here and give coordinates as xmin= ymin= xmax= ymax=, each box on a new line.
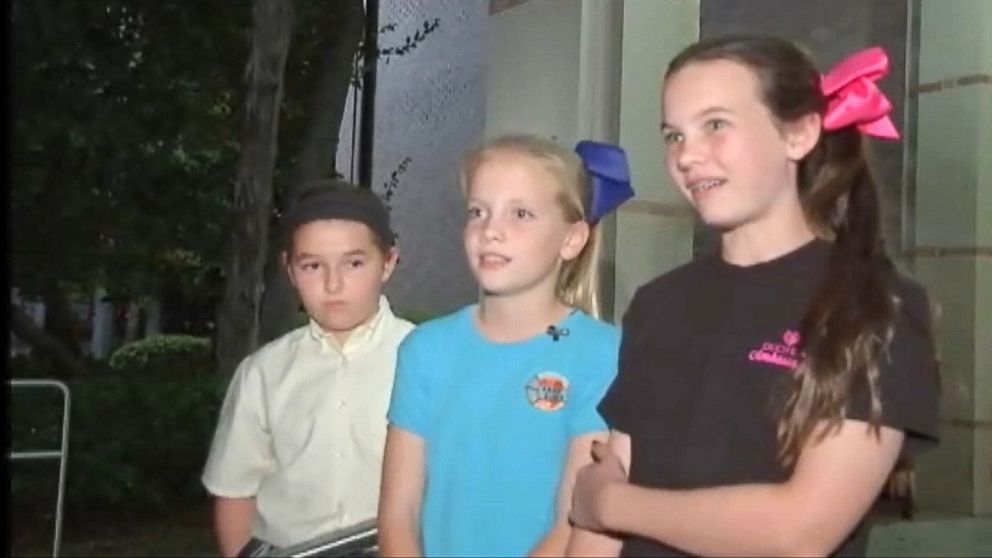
xmin=820 ymin=46 xmax=900 ymax=139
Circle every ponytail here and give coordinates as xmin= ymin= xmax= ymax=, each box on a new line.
xmin=778 ymin=127 xmax=898 ymax=465
xmin=557 ymin=223 xmax=602 ymax=318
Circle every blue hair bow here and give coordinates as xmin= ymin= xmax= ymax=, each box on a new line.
xmin=575 ymin=140 xmax=634 ymax=223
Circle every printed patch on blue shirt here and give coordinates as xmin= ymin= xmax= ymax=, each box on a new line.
xmin=525 ymin=371 xmax=569 ymax=412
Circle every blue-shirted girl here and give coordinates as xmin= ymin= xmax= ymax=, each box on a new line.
xmin=378 ymin=135 xmax=633 ymax=557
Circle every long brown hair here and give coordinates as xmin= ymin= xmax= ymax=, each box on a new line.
xmin=458 ymin=135 xmax=603 ymax=317
xmin=667 ymin=35 xmax=904 ymax=465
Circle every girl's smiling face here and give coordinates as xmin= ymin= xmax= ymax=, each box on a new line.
xmin=661 ymin=58 xmax=814 ymax=235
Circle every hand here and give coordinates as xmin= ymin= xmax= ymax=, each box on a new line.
xmin=570 ymin=440 xmax=628 ymax=532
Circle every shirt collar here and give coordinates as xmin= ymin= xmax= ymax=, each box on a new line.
xmin=306 ymin=295 xmax=395 ymax=357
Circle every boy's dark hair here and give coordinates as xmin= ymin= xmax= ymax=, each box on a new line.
xmin=280 ymin=180 xmax=394 ymax=254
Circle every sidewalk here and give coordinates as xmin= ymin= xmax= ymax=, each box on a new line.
xmin=869 ymin=514 xmax=992 ymax=557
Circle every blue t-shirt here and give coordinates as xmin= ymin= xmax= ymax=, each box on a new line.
xmin=387 ymin=305 xmax=620 ymax=557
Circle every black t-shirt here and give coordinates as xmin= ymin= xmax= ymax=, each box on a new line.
xmin=598 ymin=239 xmax=939 ymax=557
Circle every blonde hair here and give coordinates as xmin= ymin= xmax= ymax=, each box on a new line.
xmin=458 ymin=134 xmax=603 ymax=318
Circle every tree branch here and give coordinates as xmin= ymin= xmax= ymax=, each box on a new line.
xmin=10 ymin=303 xmax=89 ymax=377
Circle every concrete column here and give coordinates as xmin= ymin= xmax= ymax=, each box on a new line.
xmin=486 ymin=0 xmax=582 ymax=141
xmin=486 ymin=0 xmax=701 ymax=322
xmin=912 ymin=0 xmax=992 ymax=517
xmin=486 ymin=0 xmax=625 ymax=319
xmin=613 ymin=0 xmax=700 ymax=318
xmin=577 ymin=0 xmax=623 ymax=320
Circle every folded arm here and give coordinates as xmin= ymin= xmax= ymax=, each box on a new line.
xmin=566 ymin=431 xmax=630 ymax=557
xmin=586 ymin=420 xmax=903 ymax=557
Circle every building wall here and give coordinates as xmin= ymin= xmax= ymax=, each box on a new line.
xmin=364 ymin=0 xmax=489 ymax=318
xmin=913 ymin=0 xmax=992 ymax=516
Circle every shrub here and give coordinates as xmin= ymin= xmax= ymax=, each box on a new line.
xmin=109 ymin=334 xmax=213 ymax=375
xmin=11 ymin=369 xmax=230 ymax=515
xmin=64 ymin=371 xmax=228 ymax=513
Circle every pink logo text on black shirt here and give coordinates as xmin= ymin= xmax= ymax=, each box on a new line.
xmin=748 ymin=330 xmax=801 ymax=371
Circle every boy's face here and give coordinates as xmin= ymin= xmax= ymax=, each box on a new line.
xmin=285 ymin=219 xmax=397 ymax=342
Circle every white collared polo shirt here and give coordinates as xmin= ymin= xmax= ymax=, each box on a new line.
xmin=202 ymin=296 xmax=414 ymax=547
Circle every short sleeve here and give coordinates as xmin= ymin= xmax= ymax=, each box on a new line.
xmin=201 ymin=357 xmax=276 ymax=497
xmin=598 ymin=289 xmax=650 ymax=434
xmin=847 ymin=280 xmax=940 ymax=453
xmin=568 ymin=327 xmax=620 ymax=436
xmin=386 ymin=331 xmax=432 ymax=439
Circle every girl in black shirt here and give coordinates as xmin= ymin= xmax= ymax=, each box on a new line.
xmin=567 ymin=35 xmax=939 ymax=557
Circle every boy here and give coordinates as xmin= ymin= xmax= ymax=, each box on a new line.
xmin=202 ymin=183 xmax=414 ymax=556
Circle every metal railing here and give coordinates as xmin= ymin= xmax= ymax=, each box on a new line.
xmin=10 ymin=379 xmax=71 ymax=558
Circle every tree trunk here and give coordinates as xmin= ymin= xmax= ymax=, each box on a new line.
xmin=215 ymin=0 xmax=295 ymax=377
xmin=258 ymin=0 xmax=365 ymax=343
xmin=143 ymin=297 xmax=162 ymax=337
xmin=90 ymin=290 xmax=114 ymax=359
xmin=124 ymin=300 xmax=141 ymax=343
xmin=11 ymin=303 xmax=88 ymax=377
